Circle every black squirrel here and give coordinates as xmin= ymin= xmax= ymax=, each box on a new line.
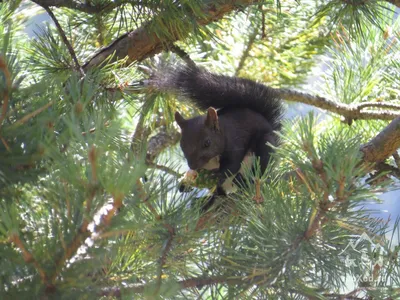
xmin=150 ymin=65 xmax=283 ymax=196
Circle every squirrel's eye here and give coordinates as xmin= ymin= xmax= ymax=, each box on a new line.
xmin=204 ymin=139 xmax=211 ymax=148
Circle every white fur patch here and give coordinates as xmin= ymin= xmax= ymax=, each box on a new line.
xmin=204 ymin=152 xmax=255 ymax=193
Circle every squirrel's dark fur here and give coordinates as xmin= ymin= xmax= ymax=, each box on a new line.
xmin=152 ymin=65 xmax=283 ymax=196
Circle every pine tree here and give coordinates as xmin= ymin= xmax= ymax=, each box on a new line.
xmin=1 ymin=0 xmax=400 ymax=299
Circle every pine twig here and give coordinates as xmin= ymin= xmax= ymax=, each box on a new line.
xmin=100 ymin=275 xmax=323 ymax=296
xmin=136 ymin=178 xmax=160 ymax=219
xmin=252 ymin=178 xmax=264 ymax=204
xmin=101 ymin=192 xmax=124 ymax=226
xmin=40 ymin=4 xmax=85 ymax=76
xmin=146 ymin=161 xmax=182 ymax=177
xmin=86 ymin=146 xmax=97 ymax=216
xmin=32 ymin=0 xmax=133 ymax=14
xmin=11 ymin=101 xmax=54 ymax=127
xmin=375 ymin=162 xmax=400 ymax=180
xmin=169 ymin=44 xmax=196 ymax=68
xmin=0 ymin=56 xmax=11 ymax=131
xmin=1 ymin=136 xmax=10 ymax=151
xmin=235 ymin=28 xmax=257 ymax=76
xmin=130 ymin=109 xmax=148 ymax=153
xmin=50 ymin=147 xmax=101 ymax=283
xmin=126 ymin=86 xmax=400 ymax=122
xmin=259 ymin=4 xmax=266 ymax=39
xmin=154 ymin=224 xmax=175 ymax=295
xmin=10 ymin=234 xmax=48 ymax=284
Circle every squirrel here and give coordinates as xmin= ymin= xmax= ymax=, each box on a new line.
xmin=149 ymin=65 xmax=283 ymax=197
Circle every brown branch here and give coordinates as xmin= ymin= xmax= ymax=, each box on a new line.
xmin=136 ymin=178 xmax=160 ymax=219
xmin=50 ymin=199 xmax=94 ymax=283
xmin=39 ymin=4 xmax=85 ymax=76
xmin=127 ymin=86 xmax=400 ymax=122
xmin=31 ymin=0 xmax=134 ymax=14
xmin=10 ymin=234 xmax=49 ymax=285
xmin=11 ymin=101 xmax=54 ymax=127
xmin=147 ymin=161 xmax=182 ymax=177
xmin=299 ymin=117 xmax=400 ymax=240
xmin=1 ymin=136 xmax=11 ymax=152
xmin=375 ymin=162 xmax=400 ymax=180
xmin=146 ymin=128 xmax=181 ymax=162
xmin=154 ymin=224 xmax=175 ymax=295
xmin=50 ymin=149 xmax=102 ymax=284
xmin=88 ymin=146 xmax=97 ymax=183
xmin=83 ymin=0 xmax=259 ymax=70
xmin=102 ymin=192 xmax=124 ymax=226
xmin=235 ymin=28 xmax=257 ymax=76
xmin=100 ymin=274 xmax=323 ymax=297
xmin=131 ymin=108 xmax=150 ymax=153
xmin=252 ymin=178 xmax=263 ymax=204
xmin=360 ymin=117 xmax=400 ymax=163
xmin=100 ymin=275 xmax=255 ymax=296
xmin=279 ymin=89 xmax=400 ymax=121
xmin=51 ymin=226 xmax=91 ymax=283
xmin=169 ymin=44 xmax=197 ymax=68
xmin=0 ymin=55 xmax=11 ymax=131
xmin=356 ymin=102 xmax=400 ymax=111
xmin=87 ymin=146 xmax=97 ymax=215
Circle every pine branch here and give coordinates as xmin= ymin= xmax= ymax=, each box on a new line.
xmin=356 ymin=102 xmax=400 ymax=111
xmin=146 ymin=127 xmax=181 ymax=162
xmin=83 ymin=0 xmax=259 ymax=70
xmin=99 ymin=276 xmax=242 ymax=296
xmin=279 ymin=88 xmax=400 ymax=121
xmin=154 ymin=224 xmax=175 ymax=295
xmin=10 ymin=234 xmax=49 ymax=285
xmin=11 ymin=101 xmax=54 ymax=127
xmin=360 ymin=116 xmax=400 ymax=163
xmin=169 ymin=44 xmax=196 ymax=68
xmin=0 ymin=56 xmax=11 ymax=131
xmin=132 ymin=85 xmax=400 ymax=122
xmin=99 ymin=275 xmax=321 ymax=297
xmin=130 ymin=110 xmax=148 ymax=153
xmin=375 ymin=162 xmax=400 ymax=180
xmin=147 ymin=162 xmax=182 ymax=177
xmin=31 ymin=0 xmax=134 ymax=14
xmin=135 ymin=178 xmax=160 ymax=219
xmin=50 ymin=147 xmax=99 ymax=284
xmin=39 ymin=4 xmax=85 ymax=76
xmin=131 ymin=109 xmax=181 ymax=177
xmin=235 ymin=28 xmax=257 ymax=76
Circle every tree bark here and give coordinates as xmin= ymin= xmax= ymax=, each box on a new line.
xmin=82 ymin=0 xmax=258 ymax=70
xmin=361 ymin=117 xmax=400 ymax=163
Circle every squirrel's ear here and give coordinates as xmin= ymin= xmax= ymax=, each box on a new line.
xmin=175 ymin=111 xmax=186 ymax=128
xmin=205 ymin=107 xmax=219 ymax=131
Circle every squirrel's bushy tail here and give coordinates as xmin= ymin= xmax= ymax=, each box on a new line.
xmin=151 ymin=65 xmax=283 ymax=130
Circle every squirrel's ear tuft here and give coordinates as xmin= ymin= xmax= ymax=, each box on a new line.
xmin=205 ymin=107 xmax=219 ymax=131
xmin=175 ymin=111 xmax=186 ymax=128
